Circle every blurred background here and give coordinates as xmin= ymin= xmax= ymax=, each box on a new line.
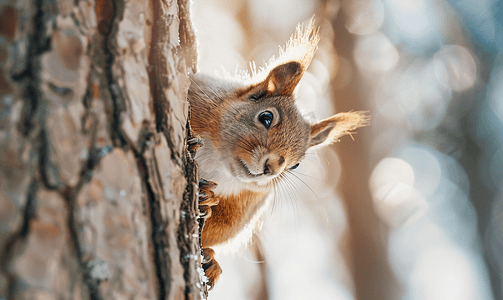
xmin=191 ymin=0 xmax=502 ymax=299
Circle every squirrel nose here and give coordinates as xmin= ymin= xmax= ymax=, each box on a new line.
xmin=263 ymin=154 xmax=285 ymax=176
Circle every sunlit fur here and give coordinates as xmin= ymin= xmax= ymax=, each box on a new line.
xmin=310 ymin=111 xmax=371 ymax=148
xmin=241 ymin=17 xmax=320 ymax=86
xmin=188 ymin=18 xmax=369 ymax=253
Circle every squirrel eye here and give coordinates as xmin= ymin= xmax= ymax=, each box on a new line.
xmin=290 ymin=163 xmax=300 ymax=170
xmin=258 ymin=111 xmax=273 ymax=129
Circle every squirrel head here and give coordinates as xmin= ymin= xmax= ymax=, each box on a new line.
xmin=189 ymin=18 xmax=369 ymax=188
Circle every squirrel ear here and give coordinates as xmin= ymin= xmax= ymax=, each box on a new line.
xmin=308 ymin=112 xmax=370 ymax=148
xmin=264 ymin=61 xmax=303 ymax=96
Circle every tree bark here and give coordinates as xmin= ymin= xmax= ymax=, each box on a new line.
xmin=0 ymin=0 xmax=204 ymax=299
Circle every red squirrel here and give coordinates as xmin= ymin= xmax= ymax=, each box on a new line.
xmin=187 ymin=19 xmax=369 ymax=289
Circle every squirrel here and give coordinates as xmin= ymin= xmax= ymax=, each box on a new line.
xmin=186 ymin=18 xmax=369 ymax=290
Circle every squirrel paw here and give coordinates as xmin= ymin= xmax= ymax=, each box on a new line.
xmin=198 ymin=180 xmax=220 ymax=289
xmin=187 ymin=136 xmax=204 ymax=156
xmin=202 ymin=247 xmax=222 ymax=290
xmin=198 ymin=179 xmax=218 ymax=219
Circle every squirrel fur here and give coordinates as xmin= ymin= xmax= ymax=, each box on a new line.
xmin=187 ymin=18 xmax=369 ymax=289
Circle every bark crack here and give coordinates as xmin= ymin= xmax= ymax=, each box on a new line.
xmin=96 ymin=0 xmax=176 ymax=295
xmin=135 ymin=134 xmax=171 ymax=300
xmin=39 ymin=126 xmax=63 ymax=190
xmin=95 ymin=0 xmax=199 ymax=297
xmin=102 ymin=0 xmax=127 ymax=148
xmin=148 ymin=0 xmax=182 ymax=163
xmin=63 ymin=109 xmax=111 ymax=300
xmin=179 ymin=116 xmax=206 ymax=298
xmin=0 ymin=180 xmax=38 ymax=299
xmin=180 ymin=155 xmax=204 ymax=298
xmin=1 ymin=0 xmax=51 ymax=296
xmin=145 ymin=0 xmax=184 ymax=298
xmin=16 ymin=0 xmax=52 ymax=136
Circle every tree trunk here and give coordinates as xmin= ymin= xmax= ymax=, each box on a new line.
xmin=0 ymin=0 xmax=205 ymax=299
xmin=330 ymin=1 xmax=400 ymax=299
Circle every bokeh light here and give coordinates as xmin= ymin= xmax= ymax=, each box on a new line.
xmin=191 ymin=0 xmax=501 ymax=298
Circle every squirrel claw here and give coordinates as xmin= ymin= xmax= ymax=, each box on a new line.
xmin=199 ymin=205 xmax=212 ymax=219
xmin=202 ymin=248 xmax=222 ymax=290
xmin=188 ymin=137 xmax=204 ymax=156
xmin=198 ymin=178 xmax=218 ymax=218
xmin=199 ymin=178 xmax=217 ymax=191
xmin=199 ymin=190 xmax=219 ymax=207
xmin=197 ymin=179 xmax=221 ymax=284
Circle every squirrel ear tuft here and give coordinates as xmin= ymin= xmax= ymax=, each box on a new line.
xmin=264 ymin=61 xmax=303 ymax=96
xmin=309 ymin=112 xmax=370 ymax=148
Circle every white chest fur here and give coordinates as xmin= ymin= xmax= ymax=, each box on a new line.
xmin=195 ymin=134 xmax=273 ymax=251
xmin=194 ymin=134 xmax=269 ymax=196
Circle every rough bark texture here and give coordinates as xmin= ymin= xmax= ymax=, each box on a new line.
xmin=0 ymin=0 xmax=204 ymax=299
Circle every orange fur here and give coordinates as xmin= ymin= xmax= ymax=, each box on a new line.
xmin=201 ymin=190 xmax=265 ymax=247
xmin=188 ymin=17 xmax=369 ymax=289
